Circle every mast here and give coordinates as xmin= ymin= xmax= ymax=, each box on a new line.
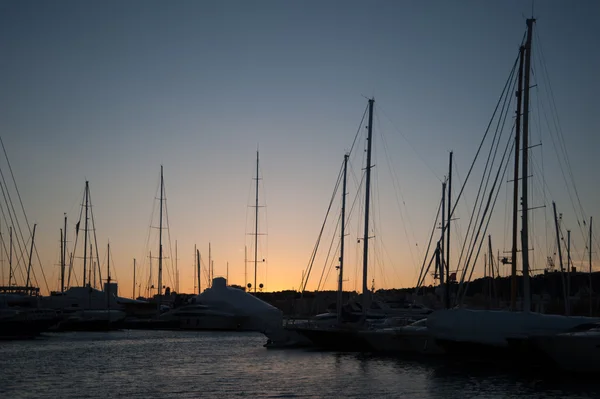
xmin=107 ymin=242 xmax=111 ymax=309
xmin=133 ymin=258 xmax=136 ymax=299
xmin=197 ymin=249 xmax=201 ymax=294
xmin=244 ymin=245 xmax=247 ymax=290
xmin=254 ymin=151 xmax=259 ymax=294
xmin=26 ymin=224 xmax=36 ymax=288
xmin=149 ymin=250 xmax=152 ymax=298
xmin=62 ymin=214 xmax=67 ymax=292
xmin=361 ymin=98 xmax=374 ymax=318
xmin=175 ymin=240 xmax=178 ymax=293
xmin=445 ymin=151 xmax=452 ymax=309
xmin=60 ymin=228 xmax=64 ymax=292
xmin=93 ymin=243 xmax=96 ymax=289
xmin=521 ymin=18 xmax=535 ymax=312
xmin=590 ymin=217 xmax=593 ymax=316
xmin=439 ymin=180 xmax=446 ymax=300
xmin=337 ymin=153 xmax=349 ymax=324
xmin=83 ymin=181 xmax=89 ymax=287
xmin=552 ymin=202 xmax=569 ymax=315
xmin=8 ymin=227 xmax=12 ymax=288
xmin=511 ymin=45 xmax=524 ymax=311
xmin=567 ymin=229 xmax=571 ymax=310
xmin=158 ymin=166 xmax=164 ymax=313
xmin=488 ymin=235 xmax=493 ymax=305
xmin=209 ymin=242 xmax=212 ymax=287
xmin=226 ymin=261 xmax=229 ymax=284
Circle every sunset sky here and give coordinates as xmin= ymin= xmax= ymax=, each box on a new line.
xmin=1 ymin=0 xmax=598 ymax=297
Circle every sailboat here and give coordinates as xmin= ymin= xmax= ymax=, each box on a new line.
xmin=291 ymin=98 xmax=377 ymax=351
xmin=40 ymin=181 xmax=129 ymax=330
xmin=155 ymin=155 xmax=284 ymax=339
xmin=426 ymin=18 xmax=599 ymax=363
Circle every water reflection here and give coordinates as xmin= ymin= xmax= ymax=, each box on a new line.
xmin=1 ymin=331 xmax=599 ymax=399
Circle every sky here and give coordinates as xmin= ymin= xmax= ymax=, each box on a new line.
xmin=0 ymin=0 xmax=599 ymax=297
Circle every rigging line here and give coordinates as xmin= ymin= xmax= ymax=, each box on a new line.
xmin=375 ymin=110 xmax=419 ymax=273
xmin=536 ymin=30 xmax=586 ymax=219
xmin=141 ymin=175 xmax=160 ymax=291
xmin=457 ymin=121 xmax=516 ymax=294
xmin=415 ymin=197 xmax=442 ymax=289
xmin=68 ymin=190 xmax=85 ymax=289
xmin=316 ymin=211 xmax=342 ymax=292
xmin=260 ymin=162 xmax=270 ymax=291
xmin=534 ymin=74 xmax=551 ymax=261
xmin=300 ymin=160 xmax=344 ymax=293
xmin=535 ymin=31 xmax=588 ymax=233
xmin=87 ymin=188 xmax=103 ymax=287
xmin=455 ymin=64 xmax=519 ymax=277
xmin=0 ymin=179 xmax=29 ymax=285
xmin=347 ymin=104 xmax=369 ymax=158
xmin=455 ymin=55 xmax=518 ymax=269
xmin=459 ymin=134 xmax=514 ymax=305
xmin=0 ymin=136 xmax=49 ymax=293
xmin=415 ymin=250 xmax=438 ymax=296
xmin=535 ymin=80 xmax=585 ymax=239
xmin=163 ymin=183 xmax=175 ymax=290
xmin=445 ymin=48 xmax=522 ymax=245
xmin=377 ymin=104 xmax=443 ymax=182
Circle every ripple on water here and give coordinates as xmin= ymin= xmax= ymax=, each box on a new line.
xmin=1 ymin=330 xmax=599 ymax=399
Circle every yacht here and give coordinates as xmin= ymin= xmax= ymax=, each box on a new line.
xmin=360 ymin=319 xmax=444 ymax=355
xmin=428 ymin=308 xmax=599 ymax=362
xmin=526 ymin=323 xmax=600 ymax=374
xmin=159 ymin=277 xmax=284 ymax=339
xmin=0 ymin=294 xmax=61 ymax=339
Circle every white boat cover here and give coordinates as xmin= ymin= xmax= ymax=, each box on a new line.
xmin=427 ymin=308 xmax=600 ymax=346
xmin=194 ymin=277 xmax=283 ymax=335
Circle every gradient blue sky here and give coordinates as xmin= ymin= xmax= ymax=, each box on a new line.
xmin=1 ymin=0 xmax=598 ymax=296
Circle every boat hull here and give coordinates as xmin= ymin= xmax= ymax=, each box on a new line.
xmin=294 ymin=327 xmax=372 ymax=351
xmin=362 ymin=329 xmax=443 ymax=355
xmin=0 ymin=317 xmax=61 ymax=339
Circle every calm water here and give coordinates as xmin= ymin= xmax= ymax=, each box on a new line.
xmin=1 ymin=330 xmax=599 ymax=398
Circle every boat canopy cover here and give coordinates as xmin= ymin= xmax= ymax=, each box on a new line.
xmin=427 ymin=309 xmax=600 ymax=346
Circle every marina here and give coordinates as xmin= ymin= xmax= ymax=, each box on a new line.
xmin=1 ymin=0 xmax=600 ymax=397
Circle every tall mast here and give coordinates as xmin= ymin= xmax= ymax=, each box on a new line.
xmin=511 ymin=45 xmax=525 ymax=311
xmin=60 ymin=228 xmax=63 ymax=292
xmin=175 ymin=240 xmax=178 ymax=293
xmin=149 ymin=250 xmax=152 ymax=298
xmin=567 ymin=229 xmax=572 ymax=310
xmin=93 ymin=243 xmax=96 ymax=288
xmin=26 ymin=224 xmax=36 ymax=288
xmin=337 ymin=153 xmax=349 ymax=324
xmin=254 ymin=151 xmax=259 ymax=294
xmin=362 ymin=98 xmax=374 ymax=317
xmin=209 ymin=242 xmax=212 ymax=287
xmin=158 ymin=166 xmax=164 ymax=313
xmin=133 ymin=258 xmax=136 ymax=299
xmin=488 ymin=235 xmax=493 ymax=304
xmin=8 ymin=227 xmax=12 ymax=288
xmin=445 ymin=151 xmax=452 ymax=309
xmin=197 ymin=249 xmax=201 ymax=294
xmin=521 ymin=18 xmax=535 ymax=312
xmin=439 ymin=180 xmax=446 ymax=298
xmin=552 ymin=202 xmax=569 ymax=315
xmin=62 ymin=214 xmax=67 ymax=292
xmin=226 ymin=261 xmax=229 ymax=284
xmin=244 ymin=245 xmax=247 ymax=290
xmin=83 ymin=181 xmax=89 ymax=287
xmin=107 ymin=241 xmax=111 ymax=309
xmin=590 ymin=217 xmax=593 ymax=316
